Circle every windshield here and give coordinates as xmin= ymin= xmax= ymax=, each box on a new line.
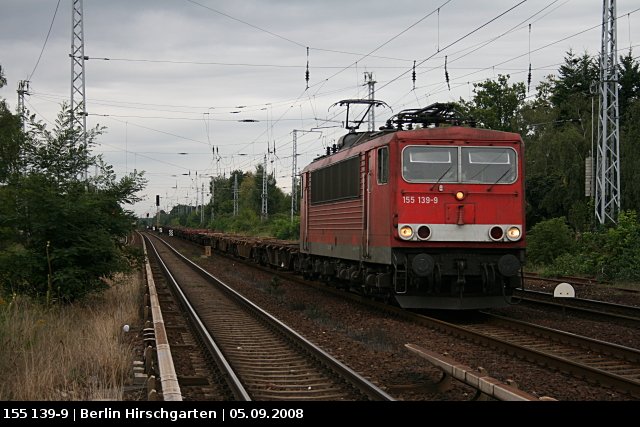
xmin=402 ymin=146 xmax=517 ymax=184
xmin=402 ymin=147 xmax=457 ymax=182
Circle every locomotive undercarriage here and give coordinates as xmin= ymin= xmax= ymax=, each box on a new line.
xmin=298 ymin=255 xmax=394 ymax=301
xmin=393 ymin=249 xmax=524 ymax=309
xmin=296 ymin=249 xmax=523 ymax=310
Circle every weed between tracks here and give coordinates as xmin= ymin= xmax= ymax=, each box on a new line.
xmin=0 ymin=272 xmax=144 ymax=400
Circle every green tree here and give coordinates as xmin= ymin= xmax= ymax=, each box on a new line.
xmin=615 ymin=52 xmax=640 ymax=125
xmin=0 ymin=98 xmax=147 ymax=302
xmin=237 ymin=164 xmax=287 ymax=221
xmin=523 ymin=52 xmax=598 ymax=231
xmin=0 ymin=66 xmax=25 ymax=183
xmin=0 ymin=65 xmax=6 ymax=88
xmin=0 ymin=101 xmax=24 ymax=183
xmin=239 ymin=172 xmax=259 ymax=213
xmin=618 ymin=54 xmax=640 ymax=215
xmin=459 ymin=74 xmax=526 ymax=132
xmin=621 ymin=99 xmax=640 ymax=213
xmin=549 ymin=50 xmax=598 ymax=116
xmin=525 ymin=174 xmax=568 ymax=227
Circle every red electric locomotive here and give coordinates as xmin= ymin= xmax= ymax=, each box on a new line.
xmin=298 ymin=102 xmax=525 ymax=309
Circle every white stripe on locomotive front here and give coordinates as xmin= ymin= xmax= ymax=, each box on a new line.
xmin=398 ymin=224 xmax=522 ymax=242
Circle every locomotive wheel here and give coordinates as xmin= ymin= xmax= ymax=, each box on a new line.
xmin=487 ymin=264 xmax=496 ymax=290
xmin=481 ymin=264 xmax=489 ymax=293
xmin=433 ymin=264 xmax=442 ymax=293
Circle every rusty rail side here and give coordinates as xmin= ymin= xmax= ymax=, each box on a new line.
xmin=141 ymin=235 xmax=183 ymax=401
xmin=405 ymin=343 xmax=556 ymax=401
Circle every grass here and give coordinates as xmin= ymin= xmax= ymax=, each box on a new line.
xmin=0 ymin=271 xmax=144 ymax=401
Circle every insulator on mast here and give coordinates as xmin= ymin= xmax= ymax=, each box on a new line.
xmin=527 ymin=24 xmax=532 ymax=94
xmin=305 ymin=46 xmax=310 ymax=89
xmin=445 ymin=56 xmax=450 ymax=91
xmin=412 ymin=60 xmax=416 ymax=90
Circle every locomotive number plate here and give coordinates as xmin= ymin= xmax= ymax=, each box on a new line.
xmin=402 ymin=196 xmax=439 ymax=204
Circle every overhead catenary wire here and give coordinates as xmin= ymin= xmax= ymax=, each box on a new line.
xmin=378 ymin=0 xmax=529 ymax=93
xmin=425 ymin=0 xmax=562 ymax=75
xmin=404 ymin=6 xmax=640 ymax=105
xmin=143 ymin=5 xmax=637 ymax=205
xmin=28 ymin=0 xmax=61 ymax=81
xmin=77 ymin=3 xmax=640 ymax=136
xmin=184 ymin=0 xmax=306 ymax=48
xmin=307 ymin=1 xmax=453 ymax=90
xmin=13 ymin=2 xmax=640 ymax=214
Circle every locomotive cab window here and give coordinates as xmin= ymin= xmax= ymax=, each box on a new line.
xmin=377 ymin=147 xmax=389 ymax=184
xmin=402 ymin=145 xmax=517 ymax=184
xmin=402 ymin=146 xmax=457 ymax=182
xmin=461 ymin=147 xmax=516 ymax=184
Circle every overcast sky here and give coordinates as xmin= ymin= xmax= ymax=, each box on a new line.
xmin=1 ymin=0 xmax=639 ymax=217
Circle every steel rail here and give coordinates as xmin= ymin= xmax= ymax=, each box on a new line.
xmin=143 ymin=233 xmax=252 ymax=401
xmin=146 ymin=232 xmax=394 ymax=401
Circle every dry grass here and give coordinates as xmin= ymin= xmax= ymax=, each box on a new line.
xmin=0 ymin=271 xmax=144 ymax=401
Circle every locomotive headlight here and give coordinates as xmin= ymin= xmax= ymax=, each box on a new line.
xmin=506 ymin=226 xmax=522 ymax=241
xmin=455 ymin=191 xmax=465 ymax=201
xmin=399 ymin=225 xmax=414 ymax=239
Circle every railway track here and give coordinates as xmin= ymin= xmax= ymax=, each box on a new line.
xmin=523 ymin=272 xmax=640 ymax=294
xmin=168 ymin=243 xmax=640 ymax=399
xmin=142 ymin=234 xmax=235 ymax=401
xmin=273 ymin=271 xmax=640 ymax=400
xmin=523 ymin=272 xmax=602 ymax=286
xmin=513 ymin=288 xmax=640 ymax=323
xmin=243 ymin=265 xmax=640 ymax=398
xmin=149 ymin=230 xmax=640 ymax=400
xmin=427 ymin=311 xmax=640 ymax=399
xmin=142 ymin=232 xmax=394 ymax=401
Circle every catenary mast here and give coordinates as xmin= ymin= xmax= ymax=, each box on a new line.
xmin=595 ymin=0 xmax=620 ymax=225
xmin=70 ymin=0 xmax=88 ymax=179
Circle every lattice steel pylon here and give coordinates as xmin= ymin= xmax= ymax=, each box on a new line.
xmin=233 ymin=173 xmax=238 ymax=216
xmin=233 ymin=173 xmax=239 ymax=216
xmin=17 ymin=80 xmax=30 ymax=132
xmin=70 ymin=0 xmax=88 ymax=177
xmin=364 ymin=72 xmax=376 ymax=131
xmin=595 ymin=0 xmax=620 ymax=225
xmin=261 ymin=154 xmax=268 ymax=221
xmin=291 ymin=130 xmax=298 ymax=221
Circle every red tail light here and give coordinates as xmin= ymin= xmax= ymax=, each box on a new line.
xmin=489 ymin=226 xmax=504 ymax=241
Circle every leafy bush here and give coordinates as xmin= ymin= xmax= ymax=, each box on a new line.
xmin=594 ymin=210 xmax=640 ymax=280
xmin=270 ymin=215 xmax=299 ymax=240
xmin=526 ymin=217 xmax=575 ymax=265
xmin=540 ymin=211 xmax=640 ymax=281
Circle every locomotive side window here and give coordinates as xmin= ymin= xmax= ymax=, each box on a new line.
xmin=377 ymin=147 xmax=389 ymax=184
xmin=402 ymin=146 xmax=457 ymax=182
xmin=461 ymin=147 xmax=516 ymax=184
xmin=310 ymin=156 xmax=360 ymax=204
